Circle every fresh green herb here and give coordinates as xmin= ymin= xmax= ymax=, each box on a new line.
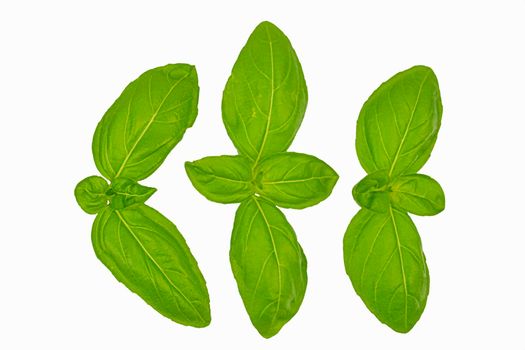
xmin=343 ymin=65 xmax=444 ymax=333
xmin=186 ymin=21 xmax=338 ymax=338
xmin=74 ymin=64 xmax=210 ymax=327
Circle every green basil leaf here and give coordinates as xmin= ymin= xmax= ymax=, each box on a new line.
xmin=92 ymin=204 xmax=210 ymax=327
xmin=75 ymin=175 xmax=109 ymax=214
xmin=222 ymin=21 xmax=308 ymax=165
xmin=352 ymin=170 xmax=390 ymax=213
xmin=93 ymin=64 xmax=199 ymax=181
xmin=107 ymin=178 xmax=156 ymax=210
xmin=343 ymin=208 xmax=429 ymax=333
xmin=230 ymin=197 xmax=307 ymax=338
xmin=185 ymin=155 xmax=254 ymax=203
xmin=356 ymin=65 xmax=442 ymax=177
xmin=390 ymin=174 xmax=445 ymax=216
xmin=254 ymin=152 xmax=338 ymax=209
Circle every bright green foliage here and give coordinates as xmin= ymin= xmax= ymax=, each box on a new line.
xmin=93 ymin=205 xmax=210 ymax=327
xmin=185 ymin=155 xmax=254 ymax=203
xmin=343 ymin=208 xmax=429 ymax=333
xmin=230 ymin=197 xmax=307 ymax=338
xmin=254 ymin=152 xmax=338 ymax=209
xmin=389 ymin=174 xmax=445 ymax=216
xmin=75 ymin=64 xmax=210 ymax=327
xmin=355 ymin=65 xmax=442 ymax=178
xmin=93 ymin=64 xmax=199 ymax=181
xmin=186 ymin=21 xmax=338 ymax=338
xmin=75 ymin=175 xmax=109 ymax=214
xmin=107 ymin=177 xmax=156 ymax=210
xmin=222 ymin=21 xmax=307 ymax=164
xmin=344 ymin=65 xmax=444 ymax=333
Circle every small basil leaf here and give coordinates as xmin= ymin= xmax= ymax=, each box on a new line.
xmin=74 ymin=175 xmax=109 ymax=214
xmin=107 ymin=178 xmax=156 ymax=210
xmin=343 ymin=208 xmax=429 ymax=333
xmin=352 ymin=170 xmax=390 ymax=213
xmin=230 ymin=197 xmax=307 ymax=338
xmin=92 ymin=204 xmax=211 ymax=327
xmin=222 ymin=21 xmax=308 ymax=165
xmin=185 ymin=155 xmax=254 ymax=203
xmin=390 ymin=174 xmax=445 ymax=216
xmin=93 ymin=64 xmax=199 ymax=181
xmin=255 ymin=152 xmax=338 ymax=209
xmin=356 ymin=65 xmax=442 ymax=177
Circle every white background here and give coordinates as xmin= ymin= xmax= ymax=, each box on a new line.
xmin=1 ymin=0 xmax=524 ymax=348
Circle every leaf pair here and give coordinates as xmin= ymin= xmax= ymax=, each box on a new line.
xmin=343 ymin=65 xmax=444 ymax=333
xmin=186 ymin=21 xmax=338 ymax=338
xmin=74 ymin=64 xmax=211 ymax=327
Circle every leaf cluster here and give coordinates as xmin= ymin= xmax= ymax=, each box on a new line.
xmin=343 ymin=65 xmax=444 ymax=333
xmin=186 ymin=22 xmax=338 ymax=338
xmin=75 ymin=64 xmax=210 ymax=327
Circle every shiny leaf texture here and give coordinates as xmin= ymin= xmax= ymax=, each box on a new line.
xmin=185 ymin=155 xmax=254 ymax=203
xmin=92 ymin=204 xmax=211 ymax=327
xmin=343 ymin=208 xmax=429 ymax=333
xmin=222 ymin=21 xmax=308 ymax=165
xmin=390 ymin=174 xmax=445 ymax=216
xmin=356 ymin=65 xmax=442 ymax=178
xmin=75 ymin=176 xmax=109 ymax=214
xmin=254 ymin=152 xmax=338 ymax=209
xmin=230 ymin=197 xmax=307 ymax=338
xmin=93 ymin=64 xmax=199 ymax=181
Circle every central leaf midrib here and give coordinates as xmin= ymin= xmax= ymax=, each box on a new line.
xmin=388 ymin=72 xmax=430 ymax=177
xmin=389 ymin=206 xmax=408 ymax=330
xmin=252 ymin=197 xmax=282 ymax=323
xmin=262 ymin=175 xmax=335 ymax=185
xmin=115 ymin=210 xmax=205 ymax=323
xmin=114 ymin=69 xmax=192 ymax=178
xmin=252 ymin=26 xmax=275 ymax=168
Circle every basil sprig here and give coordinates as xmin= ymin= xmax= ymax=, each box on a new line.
xmin=343 ymin=65 xmax=444 ymax=333
xmin=74 ymin=64 xmax=211 ymax=327
xmin=186 ymin=22 xmax=338 ymax=338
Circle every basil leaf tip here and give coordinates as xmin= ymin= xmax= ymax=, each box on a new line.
xmin=344 ymin=65 xmax=444 ymax=333
xmin=186 ymin=21 xmax=337 ymax=338
xmin=75 ymin=64 xmax=211 ymax=328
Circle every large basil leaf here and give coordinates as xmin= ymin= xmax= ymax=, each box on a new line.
xmin=75 ymin=175 xmax=109 ymax=214
xmin=185 ymin=155 xmax=254 ymax=203
xmin=390 ymin=174 xmax=445 ymax=216
xmin=254 ymin=152 xmax=338 ymax=209
xmin=92 ymin=204 xmax=210 ymax=327
xmin=93 ymin=64 xmax=199 ymax=181
xmin=230 ymin=197 xmax=307 ymax=338
xmin=356 ymin=65 xmax=442 ymax=177
xmin=222 ymin=21 xmax=308 ymax=165
xmin=343 ymin=208 xmax=429 ymax=333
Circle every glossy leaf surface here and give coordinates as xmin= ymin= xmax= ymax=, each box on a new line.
xmin=75 ymin=175 xmax=109 ymax=214
xmin=230 ymin=197 xmax=307 ymax=338
xmin=93 ymin=64 xmax=199 ymax=181
xmin=92 ymin=204 xmax=211 ymax=327
xmin=255 ymin=152 xmax=338 ymax=209
xmin=356 ymin=65 xmax=442 ymax=178
xmin=222 ymin=21 xmax=308 ymax=165
xmin=390 ymin=174 xmax=445 ymax=216
xmin=343 ymin=208 xmax=429 ymax=333
xmin=185 ymin=155 xmax=254 ymax=203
